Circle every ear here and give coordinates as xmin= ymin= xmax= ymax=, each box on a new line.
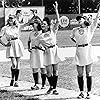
xmin=47 ymin=25 xmax=50 ymax=29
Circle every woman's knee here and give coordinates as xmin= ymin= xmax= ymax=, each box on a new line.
xmin=16 ymin=57 xmax=20 ymax=69
xmin=11 ymin=64 xmax=15 ymax=69
xmin=46 ymin=69 xmax=52 ymax=77
xmin=53 ymin=64 xmax=59 ymax=76
xmin=86 ymin=72 xmax=92 ymax=77
xmin=46 ymin=65 xmax=52 ymax=77
xmin=78 ymin=72 xmax=84 ymax=77
xmin=11 ymin=58 xmax=16 ymax=69
xmin=41 ymin=68 xmax=46 ymax=74
xmin=53 ymin=70 xmax=58 ymax=76
xmin=32 ymin=68 xmax=39 ymax=73
xmin=77 ymin=65 xmax=84 ymax=77
xmin=86 ymin=64 xmax=92 ymax=76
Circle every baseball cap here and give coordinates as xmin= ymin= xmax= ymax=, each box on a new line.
xmin=9 ymin=14 xmax=15 ymax=19
xmin=76 ymin=16 xmax=85 ymax=21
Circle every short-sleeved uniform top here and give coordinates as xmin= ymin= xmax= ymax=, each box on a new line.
xmin=39 ymin=24 xmax=61 ymax=66
xmin=0 ymin=25 xmax=24 ymax=58
xmin=70 ymin=21 xmax=98 ymax=66
xmin=28 ymin=30 xmax=45 ymax=68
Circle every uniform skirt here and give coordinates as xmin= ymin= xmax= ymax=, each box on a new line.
xmin=75 ymin=44 xmax=97 ymax=66
xmin=43 ymin=45 xmax=61 ymax=66
xmin=30 ymin=49 xmax=45 ymax=68
xmin=6 ymin=39 xmax=24 ymax=58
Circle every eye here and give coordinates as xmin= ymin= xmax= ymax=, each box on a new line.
xmin=9 ymin=20 xmax=13 ymax=22
xmin=42 ymin=23 xmax=46 ymax=25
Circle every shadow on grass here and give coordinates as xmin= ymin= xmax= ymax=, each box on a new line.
xmin=0 ymin=89 xmax=40 ymax=100
xmin=0 ymin=85 xmax=32 ymax=92
xmin=0 ymin=89 xmax=79 ymax=100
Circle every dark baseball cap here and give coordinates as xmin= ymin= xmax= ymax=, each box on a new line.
xmin=9 ymin=14 xmax=15 ymax=19
xmin=76 ymin=16 xmax=85 ymax=21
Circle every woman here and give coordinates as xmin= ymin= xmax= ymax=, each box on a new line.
xmin=15 ymin=10 xmax=23 ymax=24
xmin=28 ymin=20 xmax=46 ymax=90
xmin=0 ymin=15 xmax=24 ymax=87
xmin=70 ymin=6 xmax=100 ymax=99
xmin=39 ymin=1 xmax=61 ymax=95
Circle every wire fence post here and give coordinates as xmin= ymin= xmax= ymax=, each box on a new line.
xmin=78 ymin=0 xmax=81 ymax=14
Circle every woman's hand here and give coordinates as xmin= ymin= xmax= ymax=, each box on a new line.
xmin=5 ymin=42 xmax=11 ymax=47
xmin=53 ymin=1 xmax=58 ymax=11
xmin=53 ymin=1 xmax=60 ymax=31
xmin=9 ymin=35 xmax=14 ymax=38
xmin=7 ymin=35 xmax=15 ymax=41
xmin=28 ymin=48 xmax=32 ymax=53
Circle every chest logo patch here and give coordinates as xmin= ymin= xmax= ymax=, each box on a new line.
xmin=44 ymin=33 xmax=50 ymax=38
xmin=78 ymin=29 xmax=84 ymax=35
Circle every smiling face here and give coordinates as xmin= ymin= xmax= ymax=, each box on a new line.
xmin=8 ymin=18 xmax=14 ymax=26
xmin=41 ymin=21 xmax=49 ymax=32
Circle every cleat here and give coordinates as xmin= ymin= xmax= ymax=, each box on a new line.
xmin=77 ymin=92 xmax=84 ymax=99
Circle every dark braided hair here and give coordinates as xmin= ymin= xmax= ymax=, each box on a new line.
xmin=43 ymin=17 xmax=51 ymax=26
xmin=76 ymin=16 xmax=90 ymax=26
xmin=29 ymin=20 xmax=42 ymax=31
xmin=43 ymin=17 xmax=51 ymax=31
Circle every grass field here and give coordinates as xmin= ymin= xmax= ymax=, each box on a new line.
xmin=0 ymin=29 xmax=100 ymax=99
xmin=1 ymin=58 xmax=100 ymax=98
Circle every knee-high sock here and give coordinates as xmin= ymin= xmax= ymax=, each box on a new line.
xmin=11 ymin=67 xmax=15 ymax=80
xmin=41 ymin=73 xmax=46 ymax=87
xmin=86 ymin=76 xmax=92 ymax=92
xmin=47 ymin=76 xmax=53 ymax=87
xmin=33 ymin=72 xmax=38 ymax=85
xmin=53 ymin=75 xmax=58 ymax=89
xmin=77 ymin=76 xmax=84 ymax=91
xmin=15 ymin=69 xmax=19 ymax=81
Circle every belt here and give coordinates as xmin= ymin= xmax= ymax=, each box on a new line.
xmin=78 ymin=43 xmax=88 ymax=47
xmin=32 ymin=46 xmax=45 ymax=51
xmin=11 ymin=37 xmax=18 ymax=40
xmin=47 ymin=45 xmax=55 ymax=48
xmin=32 ymin=47 xmax=37 ymax=49
xmin=8 ymin=37 xmax=18 ymax=41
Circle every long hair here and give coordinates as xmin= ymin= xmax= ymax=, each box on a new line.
xmin=29 ymin=20 xmax=42 ymax=31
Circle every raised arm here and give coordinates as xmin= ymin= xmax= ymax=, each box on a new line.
xmin=53 ymin=1 xmax=60 ymax=22
xmin=70 ymin=29 xmax=76 ymax=43
xmin=52 ymin=1 xmax=60 ymax=32
xmin=90 ymin=6 xmax=100 ymax=33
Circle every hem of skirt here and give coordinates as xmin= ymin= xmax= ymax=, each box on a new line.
xmin=30 ymin=66 xmax=45 ymax=68
xmin=44 ymin=61 xmax=60 ymax=66
xmin=76 ymin=61 xmax=93 ymax=66
xmin=7 ymin=56 xmax=22 ymax=58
